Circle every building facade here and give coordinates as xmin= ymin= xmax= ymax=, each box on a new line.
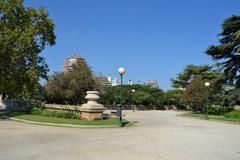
xmin=146 ymin=80 xmax=159 ymax=88
xmin=94 ymin=76 xmax=120 ymax=87
xmin=64 ymin=54 xmax=85 ymax=73
xmin=94 ymin=75 xmax=111 ymax=87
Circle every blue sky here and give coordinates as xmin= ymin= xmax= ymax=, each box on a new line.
xmin=24 ymin=0 xmax=240 ymax=90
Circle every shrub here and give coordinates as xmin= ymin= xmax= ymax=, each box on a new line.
xmin=208 ymin=105 xmax=232 ymax=115
xmin=31 ymin=107 xmax=80 ymax=119
xmin=31 ymin=107 xmax=42 ymax=115
xmin=225 ymin=110 xmax=240 ymax=119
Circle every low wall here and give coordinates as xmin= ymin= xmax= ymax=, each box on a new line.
xmin=45 ymin=104 xmax=81 ymax=113
xmin=234 ymin=105 xmax=240 ymax=110
xmin=0 ymin=99 xmax=44 ymax=112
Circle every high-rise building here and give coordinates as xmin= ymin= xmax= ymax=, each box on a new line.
xmin=64 ymin=54 xmax=85 ymax=73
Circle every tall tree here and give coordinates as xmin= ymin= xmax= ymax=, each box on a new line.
xmin=173 ymin=65 xmax=228 ymax=107
xmin=171 ymin=65 xmax=215 ymax=88
xmin=206 ymin=15 xmax=240 ymax=86
xmin=180 ymin=77 xmax=209 ymax=112
xmin=45 ymin=61 xmax=96 ymax=104
xmin=0 ymin=0 xmax=56 ymax=99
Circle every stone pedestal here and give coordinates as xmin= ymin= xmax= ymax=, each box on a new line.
xmin=80 ymin=91 xmax=105 ymax=120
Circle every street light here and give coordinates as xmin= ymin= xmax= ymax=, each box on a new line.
xmin=107 ymin=83 xmax=112 ymax=107
xmin=204 ymin=82 xmax=210 ymax=119
xmin=131 ymin=89 xmax=135 ymax=112
xmin=118 ymin=67 xmax=125 ymax=127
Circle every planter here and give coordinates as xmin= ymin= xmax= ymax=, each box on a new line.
xmin=80 ymin=91 xmax=105 ymax=120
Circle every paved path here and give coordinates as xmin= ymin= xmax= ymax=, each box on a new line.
xmin=0 ymin=111 xmax=240 ymax=160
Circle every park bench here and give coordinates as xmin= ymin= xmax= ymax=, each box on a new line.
xmin=110 ymin=110 xmax=125 ymax=118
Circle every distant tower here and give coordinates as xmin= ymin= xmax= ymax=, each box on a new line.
xmin=64 ymin=54 xmax=85 ymax=73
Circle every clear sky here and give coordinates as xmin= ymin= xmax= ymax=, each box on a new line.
xmin=24 ymin=0 xmax=240 ymax=90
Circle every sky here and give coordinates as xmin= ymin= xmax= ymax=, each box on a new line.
xmin=24 ymin=0 xmax=240 ymax=90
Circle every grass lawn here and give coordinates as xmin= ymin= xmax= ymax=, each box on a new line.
xmin=7 ymin=112 xmax=129 ymax=126
xmin=181 ymin=112 xmax=240 ymax=123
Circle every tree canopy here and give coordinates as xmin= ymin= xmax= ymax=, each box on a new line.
xmin=0 ymin=0 xmax=56 ymax=99
xmin=206 ymin=15 xmax=240 ymax=86
xmin=99 ymin=84 xmax=167 ymax=110
xmin=171 ymin=65 xmax=222 ymax=89
xmin=44 ymin=61 xmax=96 ymax=104
xmin=180 ymin=77 xmax=208 ymax=112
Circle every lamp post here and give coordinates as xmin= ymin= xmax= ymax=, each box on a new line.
xmin=131 ymin=89 xmax=136 ymax=112
xmin=118 ymin=67 xmax=125 ymax=127
xmin=204 ymin=82 xmax=210 ymax=119
xmin=107 ymin=83 xmax=112 ymax=108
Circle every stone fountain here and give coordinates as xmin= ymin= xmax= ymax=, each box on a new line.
xmin=80 ymin=91 xmax=105 ymax=120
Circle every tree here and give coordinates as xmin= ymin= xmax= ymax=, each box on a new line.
xmin=172 ymin=64 xmax=228 ymax=104
xmin=164 ymin=89 xmax=184 ymax=109
xmin=0 ymin=0 xmax=56 ymax=99
xmin=171 ymin=65 xmax=212 ymax=88
xmin=99 ymin=84 xmax=165 ymax=110
xmin=45 ymin=61 xmax=96 ymax=104
xmin=206 ymin=15 xmax=240 ymax=86
xmin=180 ymin=78 xmax=209 ymax=112
xmin=223 ymin=88 xmax=240 ymax=106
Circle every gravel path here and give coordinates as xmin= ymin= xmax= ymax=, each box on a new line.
xmin=0 ymin=110 xmax=240 ymax=160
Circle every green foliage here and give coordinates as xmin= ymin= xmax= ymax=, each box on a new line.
xmin=9 ymin=113 xmax=125 ymax=126
xmin=44 ymin=61 xmax=96 ymax=104
xmin=225 ymin=110 xmax=240 ymax=119
xmin=206 ymin=15 xmax=240 ymax=86
xmin=0 ymin=0 xmax=56 ymax=99
xmin=223 ymin=88 xmax=240 ymax=106
xmin=98 ymin=85 xmax=114 ymax=106
xmin=100 ymin=84 xmax=165 ymax=109
xmin=164 ymin=89 xmax=184 ymax=109
xmin=171 ymin=65 xmax=212 ymax=88
xmin=182 ymin=112 xmax=240 ymax=122
xmin=172 ymin=64 xmax=232 ymax=109
xmin=180 ymin=77 xmax=207 ymax=112
xmin=208 ymin=104 xmax=232 ymax=115
xmin=132 ymin=91 xmax=152 ymax=105
xmin=31 ymin=107 xmax=80 ymax=119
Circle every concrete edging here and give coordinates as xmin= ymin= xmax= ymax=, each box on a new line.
xmin=9 ymin=117 xmax=120 ymax=128
xmin=178 ymin=114 xmax=240 ymax=125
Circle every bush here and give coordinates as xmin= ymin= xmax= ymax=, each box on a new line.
xmin=225 ymin=110 xmax=240 ymax=119
xmin=208 ymin=105 xmax=232 ymax=115
xmin=31 ymin=107 xmax=42 ymax=115
xmin=31 ymin=107 xmax=80 ymax=119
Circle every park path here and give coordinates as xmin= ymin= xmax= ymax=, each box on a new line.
xmin=0 ymin=110 xmax=240 ymax=160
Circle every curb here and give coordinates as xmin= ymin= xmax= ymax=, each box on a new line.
xmin=9 ymin=117 xmax=120 ymax=128
xmin=178 ymin=114 xmax=240 ymax=125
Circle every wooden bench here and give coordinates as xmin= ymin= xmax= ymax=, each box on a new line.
xmin=110 ymin=111 xmax=117 ymax=116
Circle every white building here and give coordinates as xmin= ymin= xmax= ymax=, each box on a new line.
xmin=146 ymin=80 xmax=159 ymax=88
